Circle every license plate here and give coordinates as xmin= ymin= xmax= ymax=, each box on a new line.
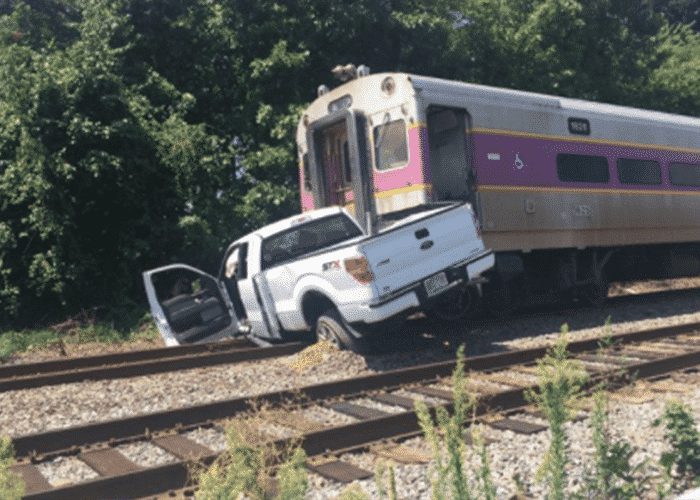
xmin=424 ymin=272 xmax=449 ymax=297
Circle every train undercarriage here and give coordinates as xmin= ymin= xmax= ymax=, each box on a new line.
xmin=433 ymin=242 xmax=700 ymax=320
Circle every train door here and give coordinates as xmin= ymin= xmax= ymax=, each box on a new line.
xmin=306 ymin=109 xmax=374 ymax=232
xmin=320 ymin=122 xmax=354 ymax=210
xmin=427 ymin=107 xmax=474 ymax=203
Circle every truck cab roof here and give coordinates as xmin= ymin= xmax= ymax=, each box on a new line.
xmin=248 ymin=206 xmax=351 ymax=241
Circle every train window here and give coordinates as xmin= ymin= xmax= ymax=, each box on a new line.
xmin=374 ymin=120 xmax=408 ymax=170
xmin=556 ymin=154 xmax=609 ymax=183
xmin=669 ymin=162 xmax=700 ymax=187
xmin=617 ymin=158 xmax=661 ymax=185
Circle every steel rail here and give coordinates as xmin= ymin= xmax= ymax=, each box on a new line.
xmin=0 ymin=340 xmax=305 ymax=392
xmin=21 ymin=332 xmax=700 ymax=499
xmin=465 ymin=285 xmax=700 ymax=328
xmin=13 ymin=320 xmax=700 ymax=459
xmin=4 ymin=285 xmax=696 ymax=392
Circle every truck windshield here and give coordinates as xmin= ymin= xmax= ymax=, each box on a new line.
xmin=261 ymin=214 xmax=362 ymax=269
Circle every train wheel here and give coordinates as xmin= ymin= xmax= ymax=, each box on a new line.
xmin=581 ymin=273 xmax=609 ymax=308
xmin=483 ymin=282 xmax=516 ymax=317
xmin=431 ymin=286 xmax=480 ymax=322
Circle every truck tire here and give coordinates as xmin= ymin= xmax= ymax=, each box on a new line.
xmin=431 ymin=286 xmax=480 ymax=322
xmin=315 ymin=308 xmax=370 ymax=354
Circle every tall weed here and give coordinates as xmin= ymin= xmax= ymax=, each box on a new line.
xmin=195 ymin=418 xmax=307 ymax=500
xmin=577 ymin=389 xmax=648 ymax=499
xmin=653 ymin=400 xmax=700 ymax=494
xmin=527 ymin=325 xmax=588 ymax=500
xmin=415 ymin=344 xmax=488 ymax=500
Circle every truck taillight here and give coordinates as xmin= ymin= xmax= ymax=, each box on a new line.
xmin=344 ymin=256 xmax=374 ymax=284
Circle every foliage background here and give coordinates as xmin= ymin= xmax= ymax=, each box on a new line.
xmin=0 ymin=0 xmax=699 ymax=326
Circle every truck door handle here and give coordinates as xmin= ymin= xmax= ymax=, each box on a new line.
xmin=415 ymin=228 xmax=429 ymax=239
xmin=420 ymin=240 xmax=434 ymax=250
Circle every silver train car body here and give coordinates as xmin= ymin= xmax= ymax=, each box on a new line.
xmin=296 ymin=72 xmax=700 ymax=308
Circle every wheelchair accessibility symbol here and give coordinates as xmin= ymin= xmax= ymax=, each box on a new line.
xmin=514 ymin=153 xmax=525 ymax=170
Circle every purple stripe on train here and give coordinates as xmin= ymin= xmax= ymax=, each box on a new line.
xmin=472 ymin=132 xmax=700 ymax=190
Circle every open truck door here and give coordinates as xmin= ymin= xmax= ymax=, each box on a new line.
xmin=142 ymin=264 xmax=240 ymax=346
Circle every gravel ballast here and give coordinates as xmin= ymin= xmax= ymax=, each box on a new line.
xmin=2 ymin=286 xmax=700 ymax=438
xmin=1 ymin=280 xmax=699 ymax=493
xmin=307 ymin=382 xmax=700 ymax=499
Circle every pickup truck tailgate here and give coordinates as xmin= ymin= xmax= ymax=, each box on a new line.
xmin=361 ymin=204 xmax=484 ymax=297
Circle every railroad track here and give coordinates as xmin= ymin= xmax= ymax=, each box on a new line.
xmin=3 ymin=285 xmax=697 ymax=392
xmin=11 ymin=321 xmax=700 ymax=499
xmin=466 ymin=284 xmax=700 ymax=328
xmin=0 ymin=338 xmax=305 ymax=392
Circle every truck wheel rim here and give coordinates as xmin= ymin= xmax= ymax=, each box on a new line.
xmin=317 ymin=320 xmax=341 ymax=348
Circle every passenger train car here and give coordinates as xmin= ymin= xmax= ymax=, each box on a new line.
xmin=295 ymin=70 xmax=700 ymax=313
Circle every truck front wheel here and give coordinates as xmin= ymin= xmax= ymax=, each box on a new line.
xmin=315 ymin=308 xmax=369 ymax=354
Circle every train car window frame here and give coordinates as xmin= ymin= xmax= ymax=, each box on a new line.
xmin=341 ymin=139 xmax=352 ymax=184
xmin=373 ymin=119 xmax=409 ymax=172
xmin=302 ymin=153 xmax=312 ymax=191
xmin=556 ymin=153 xmax=610 ymax=183
xmin=669 ymin=162 xmax=700 ymax=187
xmin=616 ymin=158 xmax=662 ymax=185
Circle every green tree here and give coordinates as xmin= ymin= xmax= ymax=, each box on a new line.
xmin=0 ymin=0 xmax=228 ymax=322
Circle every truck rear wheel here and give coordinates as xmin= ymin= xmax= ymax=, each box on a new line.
xmin=431 ymin=286 xmax=480 ymax=322
xmin=315 ymin=308 xmax=370 ymax=354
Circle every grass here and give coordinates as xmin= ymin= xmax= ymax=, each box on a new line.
xmin=0 ymin=436 xmax=24 ymax=500
xmin=0 ymin=308 xmax=159 ymax=361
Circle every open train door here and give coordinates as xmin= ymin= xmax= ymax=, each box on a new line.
xmin=142 ymin=264 xmax=240 ymax=346
xmin=427 ymin=107 xmax=475 ymax=205
xmin=306 ymin=108 xmax=375 ymax=232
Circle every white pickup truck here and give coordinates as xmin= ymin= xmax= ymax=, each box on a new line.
xmin=143 ymin=202 xmax=493 ymax=352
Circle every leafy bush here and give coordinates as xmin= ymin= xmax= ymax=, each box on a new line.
xmin=654 ymin=400 xmax=700 ymax=494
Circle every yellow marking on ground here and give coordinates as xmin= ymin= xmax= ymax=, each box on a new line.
xmin=371 ymin=444 xmax=432 ymax=464
xmin=646 ymin=380 xmax=690 ymax=394
xmin=286 ymin=341 xmax=338 ymax=372
xmin=610 ymin=388 xmax=655 ymax=404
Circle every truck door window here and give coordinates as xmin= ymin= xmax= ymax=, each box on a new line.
xmin=261 ymin=214 xmax=362 ymax=269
